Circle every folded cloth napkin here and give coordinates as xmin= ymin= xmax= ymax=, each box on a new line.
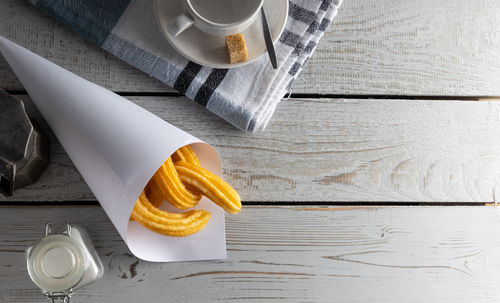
xmin=30 ymin=0 xmax=342 ymax=131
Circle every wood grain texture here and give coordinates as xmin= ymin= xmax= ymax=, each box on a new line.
xmin=1 ymin=205 xmax=499 ymax=302
xmin=297 ymin=0 xmax=500 ymax=95
xmin=1 ymin=95 xmax=499 ymax=203
xmin=2 ymin=0 xmax=500 ymax=95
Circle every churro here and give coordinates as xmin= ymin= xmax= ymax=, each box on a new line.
xmin=175 ymin=161 xmax=241 ymax=214
xmin=131 ymin=145 xmax=241 ymax=237
xmin=131 ymin=191 xmax=210 ymax=237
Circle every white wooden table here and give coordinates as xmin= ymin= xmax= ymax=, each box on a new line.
xmin=2 ymin=0 xmax=500 ymax=302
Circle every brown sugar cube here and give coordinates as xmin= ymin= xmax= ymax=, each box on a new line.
xmin=225 ymin=33 xmax=248 ymax=64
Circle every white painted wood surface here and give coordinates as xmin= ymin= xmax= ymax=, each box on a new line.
xmin=300 ymin=0 xmax=500 ymax=95
xmin=1 ymin=206 xmax=499 ymax=302
xmin=1 ymin=95 xmax=499 ymax=203
xmin=1 ymin=0 xmax=500 ymax=95
xmin=1 ymin=1 xmax=500 ymax=301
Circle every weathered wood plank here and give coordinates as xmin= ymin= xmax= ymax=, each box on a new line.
xmin=0 ymin=0 xmax=174 ymax=93
xmin=1 ymin=206 xmax=499 ymax=302
xmin=297 ymin=0 xmax=500 ymax=95
xmin=1 ymin=96 xmax=499 ymax=202
xmin=2 ymin=0 xmax=500 ymax=95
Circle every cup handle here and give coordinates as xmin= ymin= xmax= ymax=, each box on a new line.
xmin=167 ymin=13 xmax=194 ymax=37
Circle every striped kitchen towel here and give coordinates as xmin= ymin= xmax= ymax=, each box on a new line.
xmin=29 ymin=0 xmax=342 ymax=131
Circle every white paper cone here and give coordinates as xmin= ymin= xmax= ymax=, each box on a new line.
xmin=0 ymin=36 xmax=226 ymax=262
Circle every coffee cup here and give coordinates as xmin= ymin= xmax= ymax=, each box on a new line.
xmin=167 ymin=0 xmax=264 ymax=37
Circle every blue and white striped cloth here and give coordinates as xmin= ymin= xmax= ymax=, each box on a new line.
xmin=29 ymin=0 xmax=342 ymax=131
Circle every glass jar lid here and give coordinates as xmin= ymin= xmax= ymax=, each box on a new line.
xmin=27 ymin=233 xmax=87 ymax=292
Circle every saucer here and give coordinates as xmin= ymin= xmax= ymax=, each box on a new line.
xmin=154 ymin=0 xmax=288 ymax=68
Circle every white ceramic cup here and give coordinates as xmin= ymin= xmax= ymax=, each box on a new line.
xmin=167 ymin=0 xmax=264 ymax=37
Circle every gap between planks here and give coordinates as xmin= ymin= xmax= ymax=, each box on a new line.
xmin=0 ymin=202 xmax=496 ymax=207
xmin=4 ymin=89 xmax=500 ymax=101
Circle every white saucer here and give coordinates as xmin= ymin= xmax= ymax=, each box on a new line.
xmin=154 ymin=0 xmax=288 ymax=68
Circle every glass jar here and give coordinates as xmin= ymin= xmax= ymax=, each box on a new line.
xmin=26 ymin=223 xmax=104 ymax=303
